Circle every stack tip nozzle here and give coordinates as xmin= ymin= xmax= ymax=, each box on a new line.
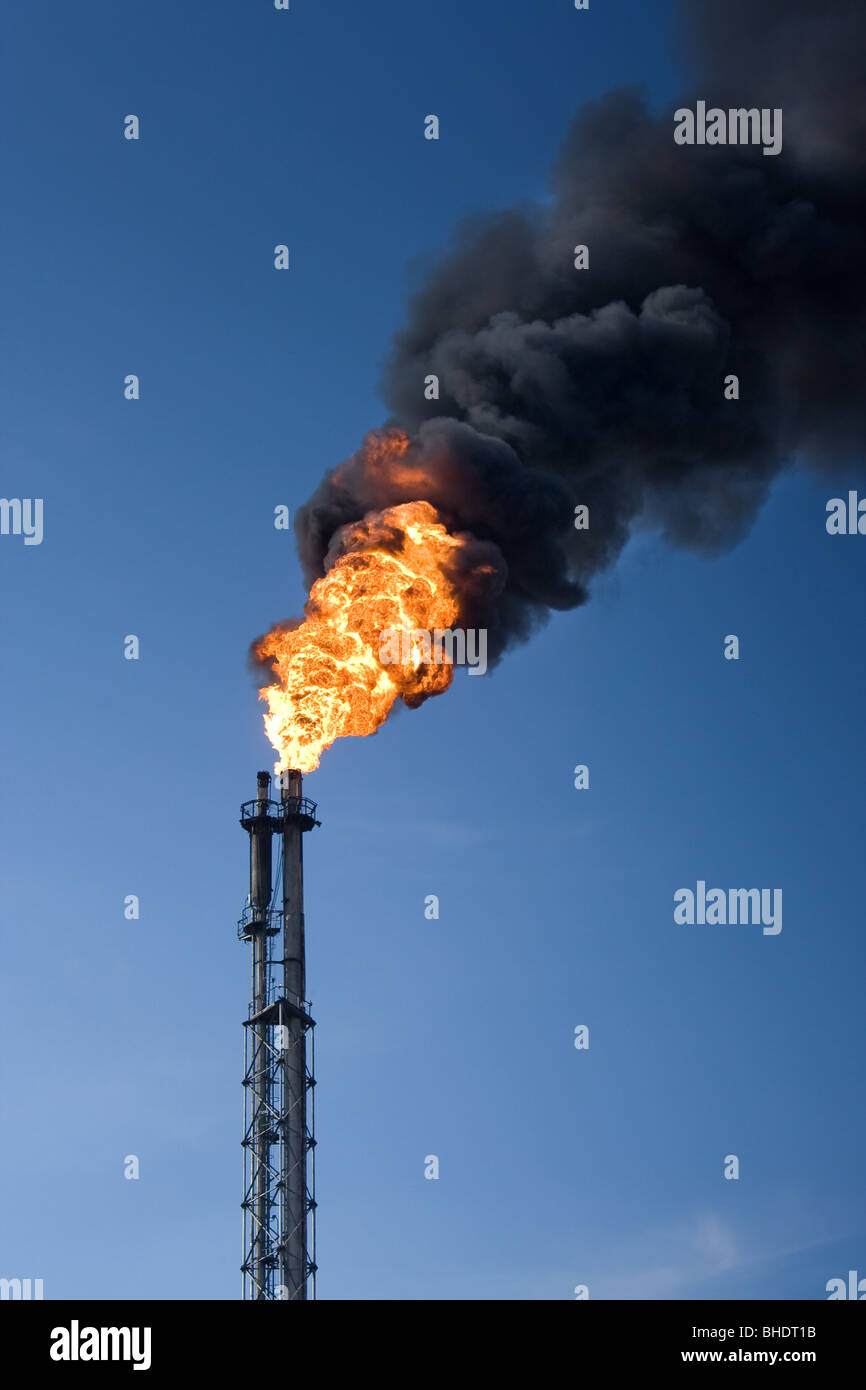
xmin=280 ymin=768 xmax=303 ymax=801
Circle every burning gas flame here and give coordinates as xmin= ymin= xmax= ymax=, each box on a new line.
xmin=255 ymin=494 xmax=469 ymax=773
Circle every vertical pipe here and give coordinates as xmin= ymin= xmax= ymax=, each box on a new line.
xmin=250 ymin=771 xmax=272 ymax=920
xmin=250 ymin=771 xmax=272 ymax=1298
xmin=281 ymin=769 xmax=308 ymax=1299
xmin=282 ymin=770 xmax=306 ymax=1005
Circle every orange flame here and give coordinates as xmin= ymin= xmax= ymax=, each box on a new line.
xmin=255 ymin=497 xmax=469 ymax=773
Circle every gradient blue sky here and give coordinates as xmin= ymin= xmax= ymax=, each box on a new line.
xmin=2 ymin=1 xmax=863 ymax=1300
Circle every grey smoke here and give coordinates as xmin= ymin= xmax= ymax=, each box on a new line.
xmin=295 ymin=0 xmax=866 ymax=667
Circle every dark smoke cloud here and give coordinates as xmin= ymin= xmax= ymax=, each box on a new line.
xmin=296 ymin=0 xmax=866 ymax=666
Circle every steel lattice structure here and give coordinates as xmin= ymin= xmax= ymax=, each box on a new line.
xmin=239 ymin=771 xmax=320 ymax=1300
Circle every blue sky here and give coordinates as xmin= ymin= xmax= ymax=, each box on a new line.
xmin=1 ymin=1 xmax=863 ymax=1300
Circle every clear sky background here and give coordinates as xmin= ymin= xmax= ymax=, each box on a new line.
xmin=1 ymin=0 xmax=863 ymax=1300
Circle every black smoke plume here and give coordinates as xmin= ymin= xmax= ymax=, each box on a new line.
xmin=295 ymin=0 xmax=866 ymax=667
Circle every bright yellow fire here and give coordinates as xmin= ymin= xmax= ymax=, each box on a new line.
xmin=255 ymin=496 xmax=469 ymax=773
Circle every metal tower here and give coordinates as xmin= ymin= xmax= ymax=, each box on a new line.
xmin=239 ymin=769 xmax=320 ymax=1299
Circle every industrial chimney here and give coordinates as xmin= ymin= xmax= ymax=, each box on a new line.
xmin=239 ymin=769 xmax=320 ymax=1299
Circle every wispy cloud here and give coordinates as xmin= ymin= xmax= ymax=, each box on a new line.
xmin=590 ymin=1208 xmax=838 ymax=1300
